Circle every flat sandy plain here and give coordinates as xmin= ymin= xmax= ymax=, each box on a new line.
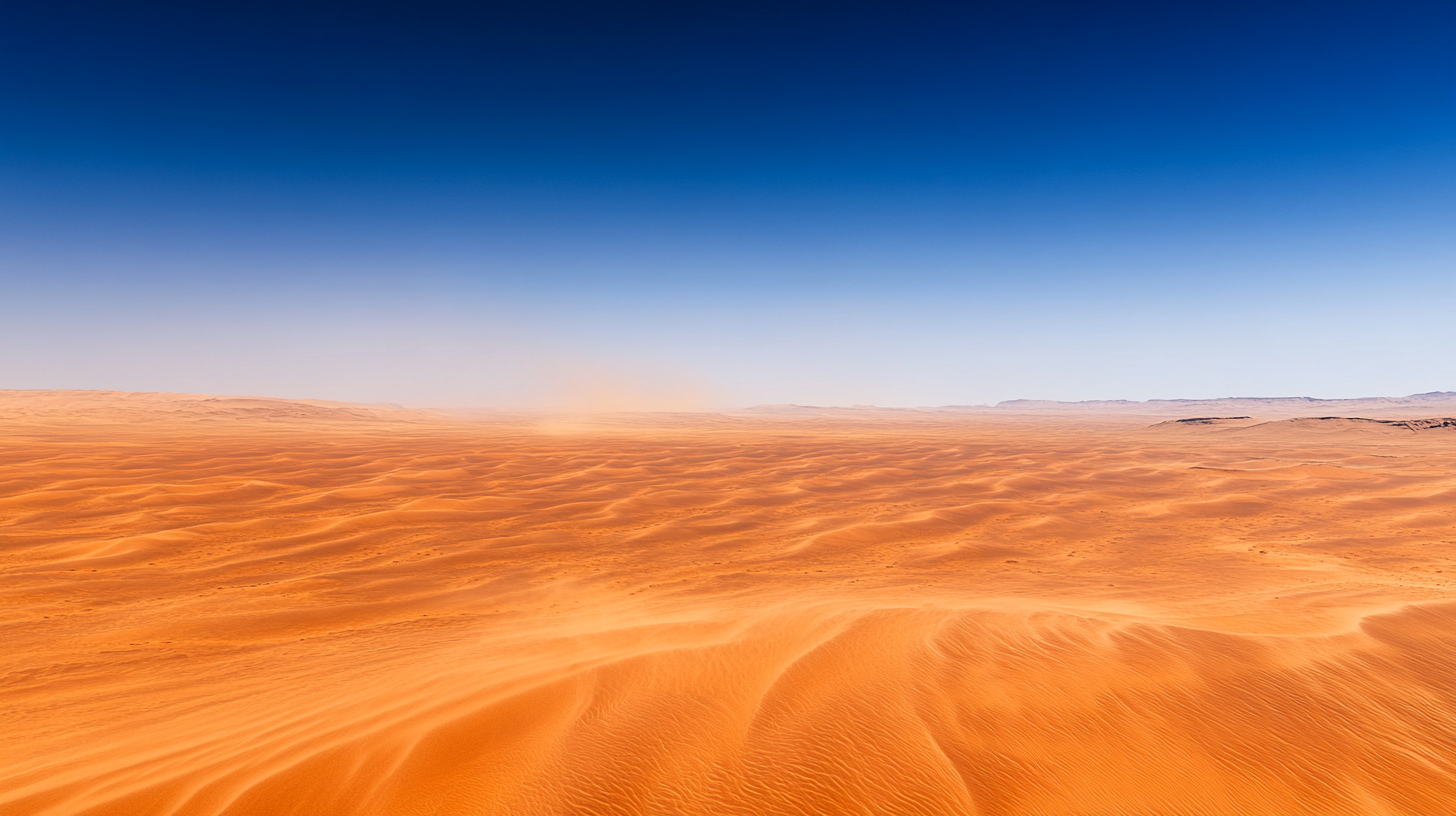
xmin=2 ymin=390 xmax=1453 ymax=816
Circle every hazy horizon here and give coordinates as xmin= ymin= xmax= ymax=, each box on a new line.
xmin=6 ymin=386 xmax=1456 ymax=416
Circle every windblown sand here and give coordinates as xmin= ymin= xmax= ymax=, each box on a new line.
xmin=2 ymin=392 xmax=1453 ymax=815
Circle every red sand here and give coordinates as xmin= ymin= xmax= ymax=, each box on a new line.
xmin=2 ymin=391 xmax=1453 ymax=815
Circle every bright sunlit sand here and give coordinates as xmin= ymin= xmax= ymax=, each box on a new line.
xmin=2 ymin=391 xmax=1452 ymax=815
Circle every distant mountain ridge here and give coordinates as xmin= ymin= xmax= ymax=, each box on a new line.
xmin=989 ymin=392 xmax=1456 ymax=418
xmin=744 ymin=392 xmax=1456 ymax=418
xmin=995 ymin=391 xmax=1456 ymax=409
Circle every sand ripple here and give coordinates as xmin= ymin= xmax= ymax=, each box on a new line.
xmin=2 ymin=393 xmax=1453 ymax=815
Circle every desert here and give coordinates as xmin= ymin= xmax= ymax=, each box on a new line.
xmin=1 ymin=390 xmax=1453 ymax=815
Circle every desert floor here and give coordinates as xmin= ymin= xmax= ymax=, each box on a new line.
xmin=2 ymin=392 xmax=1453 ymax=815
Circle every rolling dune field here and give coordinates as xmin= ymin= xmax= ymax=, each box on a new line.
xmin=2 ymin=392 xmax=1453 ymax=815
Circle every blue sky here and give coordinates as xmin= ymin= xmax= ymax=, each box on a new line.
xmin=2 ymin=1 xmax=1452 ymax=408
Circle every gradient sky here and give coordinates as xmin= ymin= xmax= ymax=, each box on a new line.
xmin=3 ymin=1 xmax=1453 ymax=409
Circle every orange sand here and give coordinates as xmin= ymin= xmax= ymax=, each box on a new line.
xmin=2 ymin=391 xmax=1453 ymax=815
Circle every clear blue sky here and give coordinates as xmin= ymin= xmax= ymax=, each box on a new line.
xmin=3 ymin=1 xmax=1452 ymax=408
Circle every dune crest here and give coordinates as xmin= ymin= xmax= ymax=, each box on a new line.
xmin=2 ymin=391 xmax=1452 ymax=815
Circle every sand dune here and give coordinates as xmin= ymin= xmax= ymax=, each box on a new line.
xmin=2 ymin=391 xmax=1453 ymax=815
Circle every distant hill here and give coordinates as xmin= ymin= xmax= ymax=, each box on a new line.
xmin=992 ymin=392 xmax=1456 ymax=417
xmin=744 ymin=392 xmax=1456 ymax=419
xmin=0 ymin=390 xmax=437 ymax=426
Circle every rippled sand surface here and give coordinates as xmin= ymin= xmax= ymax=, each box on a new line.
xmin=3 ymin=392 xmax=1453 ymax=815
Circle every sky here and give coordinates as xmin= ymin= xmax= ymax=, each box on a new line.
xmin=2 ymin=0 xmax=1453 ymax=409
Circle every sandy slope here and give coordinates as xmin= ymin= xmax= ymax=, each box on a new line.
xmin=1 ymin=392 xmax=1452 ymax=815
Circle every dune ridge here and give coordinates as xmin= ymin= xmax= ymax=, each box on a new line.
xmin=2 ymin=391 xmax=1453 ymax=815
